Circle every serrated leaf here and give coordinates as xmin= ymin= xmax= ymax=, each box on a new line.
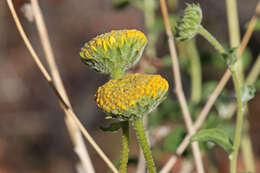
xmin=190 ymin=128 xmax=233 ymax=154
xmin=241 ymin=84 xmax=256 ymax=104
xmin=100 ymin=122 xmax=121 ymax=132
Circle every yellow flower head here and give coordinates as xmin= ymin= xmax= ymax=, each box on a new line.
xmin=80 ymin=30 xmax=147 ymax=77
xmin=94 ymin=73 xmax=169 ymax=120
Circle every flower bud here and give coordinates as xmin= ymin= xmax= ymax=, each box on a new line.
xmin=95 ymin=73 xmax=169 ymax=120
xmin=175 ymin=3 xmax=202 ymax=41
xmin=80 ymin=30 xmax=147 ymax=76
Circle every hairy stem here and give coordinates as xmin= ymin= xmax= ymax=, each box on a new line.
xmin=119 ymin=121 xmax=129 ymax=173
xmin=133 ymin=118 xmax=156 ymax=173
xmin=230 ymin=68 xmax=244 ymax=173
xmin=197 ymin=25 xmax=226 ymax=54
xmin=188 ymin=39 xmax=202 ymax=104
xmin=111 ymin=68 xmax=125 ymax=79
xmin=226 ymin=0 xmax=243 ymax=81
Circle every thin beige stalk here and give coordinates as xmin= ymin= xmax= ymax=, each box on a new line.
xmin=160 ymin=1 xmax=260 ymax=172
xmin=30 ymin=1 xmax=94 ymax=172
xmin=159 ymin=1 xmax=205 ymax=173
xmin=6 ymin=0 xmax=118 ymax=172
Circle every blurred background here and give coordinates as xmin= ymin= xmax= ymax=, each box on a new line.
xmin=1 ymin=0 xmax=260 ymax=172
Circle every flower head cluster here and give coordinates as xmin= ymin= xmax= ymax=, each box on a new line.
xmin=80 ymin=30 xmax=147 ymax=76
xmin=175 ymin=3 xmax=202 ymax=41
xmin=95 ymin=73 xmax=169 ymax=120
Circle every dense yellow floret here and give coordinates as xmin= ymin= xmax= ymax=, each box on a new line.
xmin=81 ymin=30 xmax=146 ymax=53
xmin=94 ymin=73 xmax=169 ymax=120
xmin=80 ymin=30 xmax=147 ymax=76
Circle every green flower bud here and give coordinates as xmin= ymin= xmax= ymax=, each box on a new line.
xmin=176 ymin=3 xmax=202 ymax=41
xmin=80 ymin=30 xmax=147 ymax=77
xmin=94 ymin=73 xmax=169 ymax=120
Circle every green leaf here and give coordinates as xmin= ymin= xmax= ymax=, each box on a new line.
xmin=162 ymin=126 xmax=186 ymax=152
xmin=241 ymin=84 xmax=256 ymax=104
xmin=100 ymin=122 xmax=122 ymax=132
xmin=255 ymin=79 xmax=260 ymax=90
xmin=190 ymin=128 xmax=233 ymax=154
xmin=112 ymin=0 xmax=130 ymax=9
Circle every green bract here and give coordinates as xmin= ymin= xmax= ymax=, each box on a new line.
xmin=80 ymin=30 xmax=147 ymax=77
xmin=94 ymin=73 xmax=169 ymax=120
xmin=176 ymin=3 xmax=202 ymax=41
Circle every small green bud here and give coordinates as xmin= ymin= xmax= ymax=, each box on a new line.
xmin=94 ymin=73 xmax=169 ymax=120
xmin=80 ymin=30 xmax=147 ymax=76
xmin=176 ymin=3 xmax=202 ymax=41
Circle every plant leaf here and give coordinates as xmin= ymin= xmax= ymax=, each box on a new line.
xmin=190 ymin=128 xmax=233 ymax=154
xmin=241 ymin=84 xmax=256 ymax=104
xmin=100 ymin=122 xmax=121 ymax=132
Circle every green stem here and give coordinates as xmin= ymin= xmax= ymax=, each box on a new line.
xmin=226 ymin=1 xmax=255 ymax=171
xmin=111 ymin=68 xmax=124 ymax=79
xmin=246 ymin=54 xmax=260 ymax=84
xmin=188 ymin=39 xmax=202 ymax=104
xmin=226 ymin=0 xmax=244 ymax=82
xmin=111 ymin=70 xmax=128 ymax=173
xmin=226 ymin=0 xmax=240 ymax=47
xmin=230 ymin=68 xmax=244 ymax=173
xmin=144 ymin=0 xmax=156 ymax=57
xmin=133 ymin=118 xmax=156 ymax=173
xmin=119 ymin=121 xmax=129 ymax=173
xmin=197 ymin=25 xmax=226 ymax=54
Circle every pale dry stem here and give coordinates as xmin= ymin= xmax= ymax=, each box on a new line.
xmin=6 ymin=0 xmax=118 ymax=172
xmin=30 ymin=1 xmax=95 ymax=172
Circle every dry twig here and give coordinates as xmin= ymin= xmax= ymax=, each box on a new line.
xmin=6 ymin=0 xmax=118 ymax=172
xmin=30 ymin=0 xmax=95 ymax=172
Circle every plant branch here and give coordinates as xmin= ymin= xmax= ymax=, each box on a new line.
xmin=6 ymin=0 xmax=118 ymax=172
xmin=197 ymin=25 xmax=226 ymax=54
xmin=133 ymin=118 xmax=156 ymax=173
xmin=159 ymin=1 xmax=205 ymax=173
xmin=160 ymin=1 xmax=260 ymax=172
xmin=189 ymin=39 xmax=202 ymax=104
xmin=230 ymin=68 xmax=244 ymax=173
xmin=119 ymin=121 xmax=129 ymax=173
xmin=30 ymin=1 xmax=94 ymax=172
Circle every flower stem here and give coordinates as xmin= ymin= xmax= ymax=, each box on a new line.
xmin=133 ymin=117 xmax=156 ymax=173
xmin=119 ymin=121 xmax=129 ymax=173
xmin=111 ymin=68 xmax=125 ymax=79
xmin=197 ymin=25 xmax=226 ymax=54
xmin=188 ymin=39 xmax=202 ymax=104
xmin=230 ymin=67 xmax=244 ymax=173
